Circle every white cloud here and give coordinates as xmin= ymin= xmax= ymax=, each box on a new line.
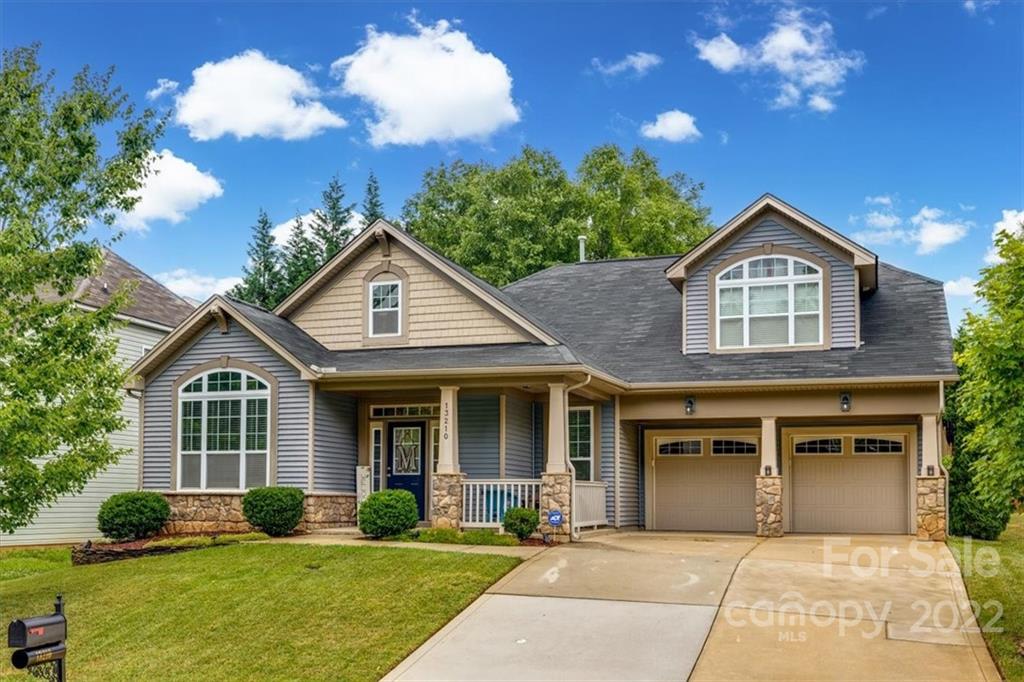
xmin=640 ymin=110 xmax=702 ymax=142
xmin=591 ymin=52 xmax=663 ymax=78
xmin=864 ymin=211 xmax=901 ymax=229
xmin=865 ymin=194 xmax=893 ymax=206
xmin=853 ymin=226 xmax=906 ymax=246
xmin=332 ymin=16 xmax=519 ymax=147
xmin=146 ymin=78 xmax=179 ymax=100
xmin=944 ymin=276 xmax=978 ymax=298
xmin=910 ymin=206 xmax=970 ymax=254
xmin=964 ymin=0 xmax=999 ymax=15
xmin=116 ymin=149 xmax=223 ymax=231
xmin=866 ymin=6 xmax=888 ymax=20
xmin=175 ymin=50 xmax=347 ymax=141
xmin=985 ymin=208 xmax=1024 ymax=264
xmin=271 ymin=210 xmax=365 ymax=246
xmin=154 ymin=269 xmax=242 ymax=301
xmin=718 ymin=130 xmax=730 ymax=145
xmin=693 ymin=7 xmax=864 ymax=113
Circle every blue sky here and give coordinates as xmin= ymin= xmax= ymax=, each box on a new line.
xmin=4 ymin=1 xmax=1021 ymax=326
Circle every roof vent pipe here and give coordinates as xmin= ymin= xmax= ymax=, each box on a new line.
xmin=578 ymin=235 xmax=587 ymax=263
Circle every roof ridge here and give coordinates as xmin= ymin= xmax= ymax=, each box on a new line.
xmin=102 ymin=249 xmax=196 ymax=310
xmin=506 ymin=254 xmax=682 ymax=289
xmin=878 ymin=261 xmax=943 ymax=286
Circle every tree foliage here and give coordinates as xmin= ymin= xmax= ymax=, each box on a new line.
xmin=0 ymin=44 xmax=161 ymax=533
xmin=402 ymin=144 xmax=713 ymax=286
xmin=955 ymin=226 xmax=1024 ymax=510
xmin=230 ymin=209 xmax=285 ymax=308
xmin=310 ymin=175 xmax=356 ymax=261
xmin=362 ymin=170 xmax=385 ymax=227
xmin=281 ymin=212 xmax=320 ymax=294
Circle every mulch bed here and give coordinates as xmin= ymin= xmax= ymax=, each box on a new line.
xmin=71 ymin=533 xmax=250 ymax=566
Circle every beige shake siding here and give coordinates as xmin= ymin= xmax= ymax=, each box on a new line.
xmin=292 ymin=242 xmax=527 ymax=349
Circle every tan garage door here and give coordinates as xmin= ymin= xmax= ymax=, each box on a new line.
xmin=790 ymin=436 xmax=909 ymax=534
xmin=652 ymin=444 xmax=758 ymax=532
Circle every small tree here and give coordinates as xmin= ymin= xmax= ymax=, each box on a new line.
xmin=230 ymin=209 xmax=285 ymax=308
xmin=0 ymin=44 xmax=161 ymax=533
xmin=281 ymin=212 xmax=320 ymax=293
xmin=362 ymin=170 xmax=386 ymax=227
xmin=310 ymin=175 xmax=356 ymax=261
xmin=957 ymin=226 xmax=1024 ymax=510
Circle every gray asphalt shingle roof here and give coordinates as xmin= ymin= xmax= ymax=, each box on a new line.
xmin=502 ymin=257 xmax=956 ymax=384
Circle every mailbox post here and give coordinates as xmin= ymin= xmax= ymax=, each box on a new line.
xmin=7 ymin=595 xmax=66 ymax=682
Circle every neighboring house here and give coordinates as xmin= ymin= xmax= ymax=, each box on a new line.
xmin=6 ymin=250 xmax=194 ymax=546
xmin=128 ymin=195 xmax=955 ymax=541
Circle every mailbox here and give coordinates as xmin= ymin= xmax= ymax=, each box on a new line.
xmin=8 ymin=614 xmax=66 ymax=649
xmin=10 ymin=642 xmax=66 ymax=670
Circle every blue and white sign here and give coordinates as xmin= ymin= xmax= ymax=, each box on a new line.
xmin=547 ymin=510 xmax=563 ymax=527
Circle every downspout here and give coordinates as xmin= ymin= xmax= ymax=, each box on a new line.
xmin=939 ymin=380 xmax=950 ymax=521
xmin=565 ymin=374 xmax=592 ymax=541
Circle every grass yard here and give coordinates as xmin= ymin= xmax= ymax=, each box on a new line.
xmin=0 ymin=543 xmax=519 ymax=681
xmin=949 ymin=513 xmax=1024 ymax=681
xmin=0 ymin=546 xmax=71 ymax=582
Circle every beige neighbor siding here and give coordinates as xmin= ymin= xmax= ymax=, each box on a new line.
xmin=292 ymin=243 xmax=527 ymax=349
xmin=5 ymin=322 xmax=166 ymax=546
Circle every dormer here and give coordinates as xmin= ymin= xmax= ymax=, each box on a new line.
xmin=666 ymin=195 xmax=877 ymax=355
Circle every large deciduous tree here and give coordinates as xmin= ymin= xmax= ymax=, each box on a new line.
xmin=956 ymin=227 xmax=1024 ymax=510
xmin=0 ymin=45 xmax=161 ymax=533
xmin=230 ymin=209 xmax=285 ymax=308
xmin=402 ymin=144 xmax=713 ymax=286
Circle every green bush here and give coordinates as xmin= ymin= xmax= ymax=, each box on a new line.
xmin=97 ymin=492 xmax=171 ymax=541
xmin=242 ymin=487 xmax=305 ymax=537
xmin=358 ymin=490 xmax=419 ymax=538
xmin=413 ymin=528 xmax=519 ymax=546
xmin=502 ymin=507 xmax=539 ymax=541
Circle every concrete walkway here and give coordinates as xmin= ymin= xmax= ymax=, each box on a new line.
xmin=384 ymin=532 xmax=1001 ymax=681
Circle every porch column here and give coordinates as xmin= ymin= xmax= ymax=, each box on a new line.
xmin=916 ymin=414 xmax=946 ymax=541
xmin=431 ymin=386 xmax=464 ymax=529
xmin=755 ymin=417 xmax=783 ymax=537
xmin=541 ymin=382 xmax=572 ymax=541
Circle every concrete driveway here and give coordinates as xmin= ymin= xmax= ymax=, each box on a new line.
xmin=385 ymin=532 xmax=1000 ymax=681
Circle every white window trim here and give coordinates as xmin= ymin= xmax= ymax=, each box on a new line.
xmin=716 ymin=255 xmax=824 ymax=350
xmin=568 ymin=406 xmax=594 ymax=481
xmin=177 ymin=370 xmax=270 ymax=491
xmin=654 ymin=437 xmax=703 ymax=457
xmin=710 ymin=436 xmax=760 ymax=456
xmin=792 ymin=435 xmax=845 ymax=456
xmin=370 ymin=423 xmax=383 ymax=492
xmin=368 ymin=279 xmax=402 ymax=338
xmin=853 ymin=434 xmax=907 ymax=455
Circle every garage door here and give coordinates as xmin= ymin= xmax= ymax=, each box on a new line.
xmin=651 ymin=436 xmax=759 ymax=532
xmin=789 ymin=434 xmax=909 ymax=534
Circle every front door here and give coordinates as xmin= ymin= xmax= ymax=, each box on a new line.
xmin=387 ymin=421 xmax=427 ymax=519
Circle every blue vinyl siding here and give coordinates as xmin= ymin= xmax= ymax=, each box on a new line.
xmin=619 ymin=422 xmax=640 ymax=527
xmin=313 ymin=390 xmax=358 ymax=492
xmin=599 ymin=400 xmax=615 ymax=525
xmin=504 ymin=395 xmax=534 ymax=478
xmin=458 ymin=394 xmax=500 ymax=478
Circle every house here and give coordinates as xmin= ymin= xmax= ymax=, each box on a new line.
xmin=128 ymin=195 xmax=955 ymax=541
xmin=7 ymin=250 xmax=194 ymax=546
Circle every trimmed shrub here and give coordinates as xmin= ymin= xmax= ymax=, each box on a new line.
xmin=503 ymin=507 xmax=539 ymax=541
xmin=242 ymin=487 xmax=305 ymax=537
xmin=359 ymin=490 xmax=419 ymax=538
xmin=97 ymin=492 xmax=171 ymax=541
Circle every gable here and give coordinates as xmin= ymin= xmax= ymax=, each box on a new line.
xmin=289 ymin=240 xmax=529 ymax=350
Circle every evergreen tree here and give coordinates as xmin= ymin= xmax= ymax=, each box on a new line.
xmin=230 ymin=209 xmax=285 ymax=308
xmin=310 ymin=175 xmax=356 ymax=261
xmin=362 ymin=170 xmax=386 ymax=227
xmin=282 ymin=212 xmax=320 ymax=293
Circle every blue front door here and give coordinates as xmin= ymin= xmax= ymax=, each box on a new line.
xmin=387 ymin=421 xmax=426 ymax=519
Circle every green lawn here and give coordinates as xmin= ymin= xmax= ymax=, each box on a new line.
xmin=949 ymin=513 xmax=1024 ymax=681
xmin=0 ymin=546 xmax=71 ymax=582
xmin=0 ymin=543 xmax=518 ymax=681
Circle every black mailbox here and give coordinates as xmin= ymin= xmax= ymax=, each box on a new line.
xmin=8 ymin=614 xmax=66 ymax=649
xmin=10 ymin=642 xmax=66 ymax=670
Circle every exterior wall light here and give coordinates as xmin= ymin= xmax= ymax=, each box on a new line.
xmin=763 ymin=465 xmax=773 ymax=476
xmin=839 ymin=392 xmax=852 ymax=413
xmin=684 ymin=397 xmax=696 ymax=416
xmin=927 ymin=465 xmax=936 ymax=476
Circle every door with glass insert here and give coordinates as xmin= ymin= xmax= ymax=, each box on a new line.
xmin=386 ymin=421 xmax=426 ymax=519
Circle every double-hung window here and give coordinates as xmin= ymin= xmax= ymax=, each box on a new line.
xmin=716 ymin=255 xmax=824 ymax=349
xmin=369 ymin=280 xmax=401 ymax=337
xmin=178 ymin=369 xmax=270 ymax=490
xmin=568 ymin=407 xmax=594 ymax=481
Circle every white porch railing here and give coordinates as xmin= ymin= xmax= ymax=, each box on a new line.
xmin=573 ymin=481 xmax=609 ymax=530
xmin=462 ymin=479 xmax=541 ymax=529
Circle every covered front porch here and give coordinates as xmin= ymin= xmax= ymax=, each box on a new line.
xmin=317 ymin=374 xmax=616 ymax=540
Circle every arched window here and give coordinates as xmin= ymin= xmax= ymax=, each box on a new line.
xmin=178 ymin=369 xmax=270 ymax=490
xmin=715 ymin=254 xmax=824 ymax=349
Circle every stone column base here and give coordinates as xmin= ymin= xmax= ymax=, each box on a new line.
xmin=431 ymin=473 xmax=465 ymax=529
xmin=755 ymin=476 xmax=783 ymax=537
xmin=541 ymin=472 xmax=573 ymax=542
xmin=301 ymin=494 xmax=357 ymax=531
xmin=162 ymin=492 xmax=357 ymax=535
xmin=916 ymin=476 xmax=947 ymax=541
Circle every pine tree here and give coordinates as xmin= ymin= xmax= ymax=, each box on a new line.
xmin=282 ymin=212 xmax=321 ymax=293
xmin=310 ymin=175 xmax=356 ymax=261
xmin=230 ymin=209 xmax=285 ymax=308
xmin=362 ymin=170 xmax=386 ymax=227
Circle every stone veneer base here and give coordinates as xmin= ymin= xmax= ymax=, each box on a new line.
xmin=755 ymin=476 xmax=783 ymax=538
xmin=540 ymin=472 xmax=573 ymax=542
xmin=431 ymin=473 xmax=466 ymax=529
xmin=915 ymin=476 xmax=947 ymax=541
xmin=163 ymin=492 xmax=357 ymax=535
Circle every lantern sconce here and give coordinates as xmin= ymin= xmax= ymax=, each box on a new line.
xmin=839 ymin=392 xmax=852 ymax=413
xmin=927 ymin=465 xmax=936 ymax=477
xmin=763 ymin=465 xmax=773 ymax=476
xmin=684 ymin=396 xmax=696 ymax=416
